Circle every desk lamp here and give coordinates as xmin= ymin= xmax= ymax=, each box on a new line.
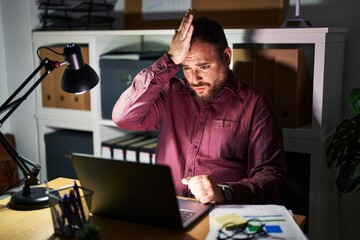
xmin=0 ymin=43 xmax=99 ymax=210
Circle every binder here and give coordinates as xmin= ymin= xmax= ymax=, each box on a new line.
xmin=101 ymin=134 xmax=139 ymax=158
xmin=233 ymin=47 xmax=312 ymax=128
xmin=112 ymin=135 xmax=150 ymax=160
xmin=232 ymin=48 xmax=254 ymax=85
xmin=138 ymin=141 xmax=157 ymax=164
xmin=125 ymin=138 xmax=157 ymax=162
xmin=274 ymin=49 xmax=312 ymax=128
xmin=254 ymin=49 xmax=276 ymax=102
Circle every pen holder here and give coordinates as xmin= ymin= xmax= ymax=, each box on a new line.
xmin=47 ymin=183 xmax=94 ymax=238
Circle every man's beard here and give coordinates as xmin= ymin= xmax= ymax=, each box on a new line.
xmin=191 ymin=79 xmax=226 ymax=103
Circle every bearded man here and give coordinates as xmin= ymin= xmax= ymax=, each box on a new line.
xmin=112 ymin=10 xmax=286 ymax=204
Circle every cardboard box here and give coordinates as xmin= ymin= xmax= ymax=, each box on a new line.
xmin=232 ymin=48 xmax=255 ymax=85
xmin=233 ymin=48 xmax=312 ymax=128
xmin=254 ymin=49 xmax=276 ymax=102
xmin=124 ymin=0 xmax=284 ymax=29
xmin=274 ymin=49 xmax=312 ymax=128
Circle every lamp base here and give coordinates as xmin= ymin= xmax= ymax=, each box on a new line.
xmin=7 ymin=187 xmax=50 ymax=210
xmin=281 ymin=18 xmax=313 ymax=28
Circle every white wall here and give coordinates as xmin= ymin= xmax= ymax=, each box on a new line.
xmin=0 ymin=0 xmax=39 ymax=167
xmin=0 ymin=1 xmax=10 ymax=133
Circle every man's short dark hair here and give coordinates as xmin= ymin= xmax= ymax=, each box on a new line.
xmin=191 ymin=17 xmax=229 ymax=57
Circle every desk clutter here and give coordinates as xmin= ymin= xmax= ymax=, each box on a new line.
xmin=37 ymin=0 xmax=117 ymax=30
xmin=101 ymin=133 xmax=157 ymax=164
xmin=47 ymin=181 xmax=98 ymax=238
xmin=207 ymin=205 xmax=307 ymax=240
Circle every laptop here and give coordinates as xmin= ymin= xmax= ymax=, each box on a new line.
xmin=71 ymin=153 xmax=214 ymax=230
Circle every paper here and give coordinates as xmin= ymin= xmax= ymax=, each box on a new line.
xmin=142 ymin=0 xmax=191 ymax=20
xmin=206 ymin=204 xmax=308 ymax=240
xmin=212 ymin=213 xmax=247 ymax=228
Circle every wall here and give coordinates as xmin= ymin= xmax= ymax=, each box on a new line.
xmin=0 ymin=1 xmax=10 ymax=133
xmin=0 ymin=0 xmax=39 ymax=171
xmin=283 ymin=4 xmax=360 ymax=238
xmin=284 ymin=0 xmax=360 ymax=118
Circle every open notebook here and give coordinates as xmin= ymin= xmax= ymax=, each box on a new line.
xmin=71 ymin=153 xmax=213 ymax=229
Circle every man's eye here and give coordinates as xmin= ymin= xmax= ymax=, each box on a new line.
xmin=200 ymin=65 xmax=210 ymax=70
xmin=182 ymin=66 xmax=190 ymax=71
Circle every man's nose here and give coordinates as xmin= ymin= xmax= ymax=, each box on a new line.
xmin=191 ymin=70 xmax=202 ymax=84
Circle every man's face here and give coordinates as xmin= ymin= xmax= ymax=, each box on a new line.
xmin=181 ymin=40 xmax=231 ymax=103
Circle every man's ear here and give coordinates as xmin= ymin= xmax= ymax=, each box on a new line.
xmin=223 ymin=47 xmax=232 ymax=66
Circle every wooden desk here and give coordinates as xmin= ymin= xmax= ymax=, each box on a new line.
xmin=0 ymin=178 xmax=305 ymax=240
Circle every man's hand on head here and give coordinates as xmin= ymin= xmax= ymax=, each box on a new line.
xmin=168 ymin=9 xmax=196 ymax=65
xmin=181 ymin=175 xmax=225 ymax=204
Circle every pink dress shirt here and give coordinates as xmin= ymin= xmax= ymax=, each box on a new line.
xmin=112 ymin=54 xmax=286 ymax=204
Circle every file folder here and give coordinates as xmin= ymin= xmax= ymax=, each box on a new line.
xmin=138 ymin=141 xmax=157 ymax=164
xmin=125 ymin=138 xmax=157 ymax=162
xmin=112 ymin=135 xmax=150 ymax=160
xmin=101 ymin=134 xmax=139 ymax=158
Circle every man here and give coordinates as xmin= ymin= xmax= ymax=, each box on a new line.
xmin=112 ymin=10 xmax=286 ymax=204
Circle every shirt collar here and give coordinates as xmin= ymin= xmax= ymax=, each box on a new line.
xmin=222 ymin=70 xmax=240 ymax=97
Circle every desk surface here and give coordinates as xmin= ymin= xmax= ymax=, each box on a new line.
xmin=0 ymin=177 xmax=305 ymax=240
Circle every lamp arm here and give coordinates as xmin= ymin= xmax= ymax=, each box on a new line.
xmin=0 ymin=58 xmax=60 ymax=192
xmin=0 ymin=58 xmax=60 ymax=124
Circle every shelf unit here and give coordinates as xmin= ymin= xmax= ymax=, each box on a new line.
xmin=32 ymin=28 xmax=347 ymax=240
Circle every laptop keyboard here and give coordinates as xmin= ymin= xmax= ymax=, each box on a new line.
xmin=179 ymin=209 xmax=196 ymax=222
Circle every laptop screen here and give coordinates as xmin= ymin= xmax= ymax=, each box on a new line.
xmin=71 ymin=153 xmax=213 ymax=229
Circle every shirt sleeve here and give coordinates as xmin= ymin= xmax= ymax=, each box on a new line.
xmin=112 ymin=54 xmax=180 ymax=131
xmin=227 ymin=94 xmax=286 ymax=204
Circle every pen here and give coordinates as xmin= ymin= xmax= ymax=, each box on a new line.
xmin=74 ymin=181 xmax=87 ymax=223
xmin=45 ymin=180 xmax=65 ymax=230
xmin=70 ymin=189 xmax=83 ymax=228
xmin=63 ymin=194 xmax=75 ymax=236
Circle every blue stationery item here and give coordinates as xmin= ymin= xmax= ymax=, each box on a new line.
xmin=69 ymin=190 xmax=83 ymax=228
xmin=45 ymin=181 xmax=64 ymax=230
xmin=47 ymin=182 xmax=94 ymax=238
xmin=74 ymin=181 xmax=86 ymax=222
xmin=265 ymin=225 xmax=283 ymax=233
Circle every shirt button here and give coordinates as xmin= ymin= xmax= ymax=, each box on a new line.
xmin=188 ymin=168 xmax=193 ymax=172
xmin=193 ymin=144 xmax=197 ymax=149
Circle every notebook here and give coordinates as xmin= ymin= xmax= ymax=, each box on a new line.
xmin=71 ymin=153 xmax=214 ymax=230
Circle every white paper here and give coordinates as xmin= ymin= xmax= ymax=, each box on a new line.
xmin=142 ymin=0 xmax=191 ymax=20
xmin=206 ymin=204 xmax=308 ymax=240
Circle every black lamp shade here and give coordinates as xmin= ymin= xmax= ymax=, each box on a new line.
xmin=61 ymin=43 xmax=99 ymax=93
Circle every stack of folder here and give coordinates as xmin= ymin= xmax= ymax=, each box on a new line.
xmin=138 ymin=141 xmax=157 ymax=164
xmin=101 ymin=134 xmax=138 ymax=158
xmin=101 ymin=133 xmax=157 ymax=164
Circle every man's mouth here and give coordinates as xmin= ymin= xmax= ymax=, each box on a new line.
xmin=191 ymin=83 xmax=210 ymax=94
xmin=193 ymin=86 xmax=206 ymax=93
